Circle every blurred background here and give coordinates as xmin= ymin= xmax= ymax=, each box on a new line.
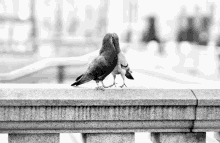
xmin=0 ymin=0 xmax=220 ymax=86
xmin=0 ymin=0 xmax=220 ymax=142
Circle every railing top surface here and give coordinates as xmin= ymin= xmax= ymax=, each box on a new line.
xmin=0 ymin=49 xmax=99 ymax=81
xmin=193 ymin=89 xmax=220 ymax=106
xmin=0 ymin=84 xmax=197 ymax=106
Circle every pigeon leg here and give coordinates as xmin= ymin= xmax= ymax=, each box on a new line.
xmin=120 ymin=73 xmax=127 ymax=88
xmin=107 ymin=74 xmax=117 ymax=87
xmin=95 ymin=81 xmax=105 ymax=91
xmin=101 ymin=81 xmax=110 ymax=89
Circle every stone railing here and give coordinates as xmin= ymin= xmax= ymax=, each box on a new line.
xmin=0 ymin=84 xmax=219 ymax=143
xmin=0 ymin=44 xmax=130 ymax=84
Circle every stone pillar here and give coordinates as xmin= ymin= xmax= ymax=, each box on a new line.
xmin=151 ymin=132 xmax=205 ymax=143
xmin=8 ymin=133 xmax=59 ymax=143
xmin=82 ymin=133 xmax=134 ymax=143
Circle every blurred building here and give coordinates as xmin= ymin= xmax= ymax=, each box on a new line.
xmin=0 ymin=0 xmax=219 ymax=52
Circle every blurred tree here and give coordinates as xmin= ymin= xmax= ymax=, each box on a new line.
xmin=198 ymin=3 xmax=214 ymax=46
xmin=123 ymin=0 xmax=138 ymax=43
xmin=141 ymin=16 xmax=157 ymax=43
xmin=176 ymin=16 xmax=199 ymax=50
xmin=30 ymin=0 xmax=38 ymax=53
xmin=43 ymin=18 xmax=52 ymax=31
xmin=54 ymin=3 xmax=62 ymax=38
xmin=84 ymin=5 xmax=94 ymax=38
xmin=8 ymin=0 xmax=19 ymax=51
xmin=216 ymin=35 xmax=220 ymax=47
xmin=85 ymin=5 xmax=93 ymax=20
xmin=125 ymin=29 xmax=132 ymax=43
xmin=176 ymin=6 xmax=187 ymax=52
xmin=8 ymin=23 xmax=14 ymax=49
xmin=216 ymin=22 xmax=220 ymax=48
xmin=186 ymin=17 xmax=199 ymax=44
xmin=0 ymin=0 xmax=6 ymax=12
xmin=67 ymin=16 xmax=79 ymax=35
xmin=96 ymin=13 xmax=107 ymax=37
xmin=125 ymin=1 xmax=133 ymax=43
xmin=84 ymin=29 xmax=93 ymax=38
xmin=141 ymin=16 xmax=164 ymax=54
xmin=96 ymin=0 xmax=109 ymax=37
xmin=65 ymin=0 xmax=80 ymax=36
xmin=53 ymin=0 xmax=63 ymax=53
xmin=198 ymin=17 xmax=209 ymax=46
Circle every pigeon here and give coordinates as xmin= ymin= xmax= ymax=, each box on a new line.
xmin=71 ymin=33 xmax=118 ymax=90
xmin=108 ymin=33 xmax=134 ymax=88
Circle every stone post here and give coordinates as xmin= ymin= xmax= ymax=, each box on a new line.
xmin=83 ymin=133 xmax=134 ymax=143
xmin=151 ymin=132 xmax=205 ymax=143
xmin=8 ymin=133 xmax=59 ymax=143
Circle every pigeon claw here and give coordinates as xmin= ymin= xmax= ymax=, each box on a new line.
xmin=107 ymin=82 xmax=117 ymax=88
xmin=95 ymin=86 xmax=105 ymax=91
xmin=120 ymin=83 xmax=127 ymax=88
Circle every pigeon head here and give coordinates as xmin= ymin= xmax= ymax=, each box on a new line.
xmin=102 ymin=33 xmax=113 ymax=46
xmin=112 ymin=33 xmax=121 ymax=54
xmin=99 ymin=33 xmax=115 ymax=55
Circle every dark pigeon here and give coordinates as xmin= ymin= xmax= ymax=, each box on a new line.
xmin=71 ymin=33 xmax=118 ymax=90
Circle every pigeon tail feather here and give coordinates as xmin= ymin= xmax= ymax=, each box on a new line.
xmin=125 ymin=71 xmax=134 ymax=80
xmin=75 ymin=74 xmax=83 ymax=81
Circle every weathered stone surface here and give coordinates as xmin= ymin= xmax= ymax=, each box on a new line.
xmin=0 ymin=106 xmax=195 ymax=121
xmin=192 ymin=89 xmax=220 ymax=106
xmin=151 ymin=132 xmax=205 ymax=143
xmin=0 ymin=85 xmax=197 ymax=133
xmin=193 ymin=121 xmax=220 ymax=132
xmin=196 ymin=107 xmax=220 ymax=120
xmin=8 ymin=133 xmax=59 ymax=143
xmin=0 ymin=121 xmax=193 ymax=133
xmin=191 ymin=89 xmax=220 ymax=131
xmin=0 ymin=85 xmax=196 ymax=106
xmin=3 ymin=86 xmax=220 ymax=142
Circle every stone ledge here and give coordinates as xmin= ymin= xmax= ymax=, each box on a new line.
xmin=193 ymin=121 xmax=220 ymax=132
xmin=191 ymin=89 xmax=220 ymax=132
xmin=1 ymin=85 xmax=220 ymax=133
xmin=0 ymin=106 xmax=195 ymax=121
xmin=0 ymin=84 xmax=196 ymax=106
xmin=0 ymin=121 xmax=193 ymax=133
xmin=0 ymin=84 xmax=197 ymax=133
xmin=193 ymin=89 xmax=220 ymax=106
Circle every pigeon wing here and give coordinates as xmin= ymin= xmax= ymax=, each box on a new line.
xmin=86 ymin=55 xmax=112 ymax=81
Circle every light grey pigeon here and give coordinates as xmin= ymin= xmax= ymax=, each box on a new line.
xmin=71 ymin=33 xmax=118 ymax=90
xmin=108 ymin=33 xmax=134 ymax=88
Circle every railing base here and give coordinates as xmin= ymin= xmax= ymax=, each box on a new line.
xmin=82 ymin=133 xmax=134 ymax=143
xmin=8 ymin=133 xmax=59 ymax=143
xmin=151 ymin=132 xmax=206 ymax=143
xmin=214 ymin=132 xmax=220 ymax=142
